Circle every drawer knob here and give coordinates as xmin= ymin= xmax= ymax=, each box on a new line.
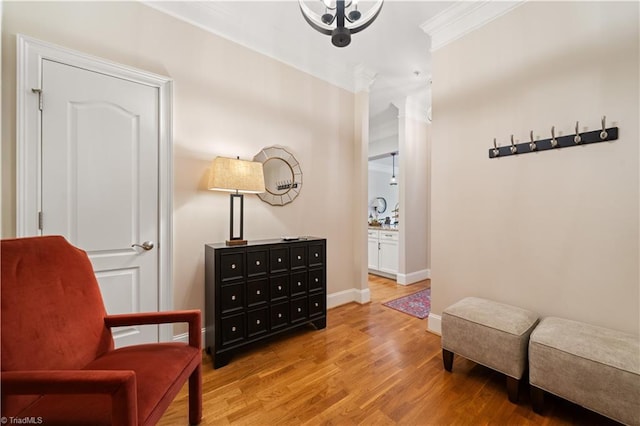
xmin=297 ymin=282 xmax=301 ymax=286
xmin=315 ymin=253 xmax=319 ymax=257
xmin=231 ymin=264 xmax=236 ymax=269
xmin=256 ymin=260 xmax=261 ymax=266
xmin=278 ymin=257 xmax=282 ymax=262
xmin=315 ymin=278 xmax=319 ymax=283
xmin=315 ymin=302 xmax=319 ymax=307
xmin=231 ymin=326 xmax=236 ymax=332
xmin=231 ymin=295 xmax=236 ymax=301
xmin=278 ymin=285 xmax=282 ymax=291
xmin=297 ymin=255 xmax=302 ymax=260
xmin=256 ymin=319 xmax=261 ymax=325
xmin=256 ymin=290 xmax=261 ymax=295
xmin=278 ymin=313 xmax=282 ymax=318
xmin=297 ymin=307 xmax=302 ymax=312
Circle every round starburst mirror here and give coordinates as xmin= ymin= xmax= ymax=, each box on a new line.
xmin=253 ymin=146 xmax=303 ymax=206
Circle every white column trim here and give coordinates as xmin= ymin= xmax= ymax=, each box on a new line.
xmin=354 ymin=64 xmax=377 ymax=93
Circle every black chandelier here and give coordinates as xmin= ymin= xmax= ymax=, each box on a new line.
xmin=298 ymin=0 xmax=384 ymax=48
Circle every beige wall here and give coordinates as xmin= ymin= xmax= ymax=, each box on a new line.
xmin=431 ymin=1 xmax=639 ymax=335
xmin=1 ymin=2 xmax=361 ymax=331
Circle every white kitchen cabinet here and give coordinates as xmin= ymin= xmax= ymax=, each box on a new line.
xmin=367 ymin=229 xmax=380 ymax=270
xmin=368 ymin=229 xmax=398 ymax=277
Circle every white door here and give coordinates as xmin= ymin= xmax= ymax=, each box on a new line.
xmin=17 ymin=35 xmax=174 ymax=348
xmin=40 ymin=59 xmax=159 ymax=346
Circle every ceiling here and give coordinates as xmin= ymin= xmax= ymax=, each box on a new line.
xmin=146 ymin=1 xmax=454 ymax=118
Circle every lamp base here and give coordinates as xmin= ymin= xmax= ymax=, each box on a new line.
xmin=226 ymin=239 xmax=248 ymax=246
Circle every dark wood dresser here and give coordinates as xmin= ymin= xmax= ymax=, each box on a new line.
xmin=205 ymin=237 xmax=326 ymax=368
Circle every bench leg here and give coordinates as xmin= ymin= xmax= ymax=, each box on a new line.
xmin=506 ymin=376 xmax=520 ymax=403
xmin=531 ymin=386 xmax=545 ymax=414
xmin=442 ymin=349 xmax=454 ymax=372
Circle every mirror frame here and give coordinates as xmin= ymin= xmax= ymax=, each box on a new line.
xmin=253 ymin=146 xmax=303 ymax=206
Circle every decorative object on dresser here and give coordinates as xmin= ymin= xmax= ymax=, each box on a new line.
xmin=205 ymin=238 xmax=327 ymax=368
xmin=253 ymin=146 xmax=302 ymax=206
xmin=208 ymin=156 xmax=266 ymax=246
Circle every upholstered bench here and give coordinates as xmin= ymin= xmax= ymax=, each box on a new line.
xmin=529 ymin=317 xmax=640 ymax=425
xmin=441 ymin=297 xmax=539 ymax=402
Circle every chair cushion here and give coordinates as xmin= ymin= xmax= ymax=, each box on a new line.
xmin=15 ymin=343 xmax=201 ymax=426
xmin=1 ymin=236 xmax=113 ymax=372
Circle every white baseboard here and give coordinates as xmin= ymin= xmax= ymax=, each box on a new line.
xmin=396 ymin=268 xmax=430 ymax=285
xmin=428 ymin=313 xmax=441 ymax=335
xmin=327 ymin=287 xmax=370 ymax=308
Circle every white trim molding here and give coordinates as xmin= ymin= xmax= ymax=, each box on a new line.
xmin=428 ymin=313 xmax=442 ymax=335
xmin=328 ymin=287 xmax=371 ymax=308
xmin=396 ymin=269 xmax=431 ymax=286
xmin=420 ymin=1 xmax=525 ymax=51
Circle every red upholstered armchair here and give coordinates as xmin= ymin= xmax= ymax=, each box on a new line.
xmin=1 ymin=236 xmax=202 ymax=425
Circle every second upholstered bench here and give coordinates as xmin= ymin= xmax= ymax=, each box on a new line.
xmin=441 ymin=297 xmax=539 ymax=402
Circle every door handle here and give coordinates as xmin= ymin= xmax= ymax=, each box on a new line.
xmin=131 ymin=241 xmax=154 ymax=251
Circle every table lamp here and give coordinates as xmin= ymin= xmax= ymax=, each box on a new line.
xmin=208 ymin=156 xmax=265 ymax=245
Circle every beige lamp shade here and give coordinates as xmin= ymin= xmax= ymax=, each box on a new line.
xmin=208 ymin=157 xmax=265 ymax=194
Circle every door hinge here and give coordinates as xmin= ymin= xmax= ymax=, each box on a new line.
xmin=32 ymin=88 xmax=43 ymax=111
xmin=38 ymin=211 xmax=43 ymax=230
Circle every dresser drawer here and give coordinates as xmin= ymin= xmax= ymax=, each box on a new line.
xmin=308 ymin=269 xmax=323 ymax=292
xmin=270 ymin=247 xmax=289 ymax=273
xmin=290 ymin=271 xmax=307 ymax=296
xmin=290 ymin=246 xmax=307 ymax=269
xmin=270 ymin=274 xmax=289 ymax=301
xmin=379 ymin=231 xmax=398 ymax=242
xmin=220 ymin=314 xmax=245 ymax=347
xmin=220 ymin=282 xmax=244 ymax=314
xmin=220 ymin=252 xmax=244 ymax=281
xmin=270 ymin=302 xmax=289 ymax=330
xmin=247 ymin=308 xmax=268 ymax=338
xmin=246 ymin=249 xmax=268 ymax=277
xmin=247 ymin=278 xmax=268 ymax=307
xmin=309 ymin=293 xmax=325 ymax=317
xmin=290 ymin=297 xmax=308 ymax=323
xmin=308 ymin=243 xmax=324 ymax=267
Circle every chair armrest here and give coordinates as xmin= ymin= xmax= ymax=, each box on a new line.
xmin=104 ymin=310 xmax=201 ymax=349
xmin=1 ymin=370 xmax=137 ymax=425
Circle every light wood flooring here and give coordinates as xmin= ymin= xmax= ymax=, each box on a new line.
xmin=159 ymin=275 xmax=618 ymax=425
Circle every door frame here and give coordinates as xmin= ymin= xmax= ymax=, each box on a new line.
xmin=16 ymin=34 xmax=174 ymax=342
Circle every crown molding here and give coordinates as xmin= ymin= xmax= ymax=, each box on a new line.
xmin=354 ymin=64 xmax=377 ymax=93
xmin=143 ymin=1 xmax=357 ymax=92
xmin=420 ymin=0 xmax=526 ymax=51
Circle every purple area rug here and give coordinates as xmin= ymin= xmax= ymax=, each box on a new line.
xmin=382 ymin=288 xmax=431 ymax=319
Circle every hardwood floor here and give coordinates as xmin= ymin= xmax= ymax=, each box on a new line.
xmin=159 ymin=275 xmax=618 ymax=425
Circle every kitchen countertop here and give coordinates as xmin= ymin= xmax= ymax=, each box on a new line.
xmin=368 ymin=226 xmax=399 ymax=231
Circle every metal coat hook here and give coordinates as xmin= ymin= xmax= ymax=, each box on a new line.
xmin=492 ymin=138 xmax=500 ymax=157
xmin=574 ymin=121 xmax=582 ymax=144
xmin=488 ymin=116 xmax=619 ymax=159
xmin=600 ymin=116 xmax=608 ymax=140
xmin=551 ymin=126 xmax=558 ymax=148
xmin=529 ymin=130 xmax=537 ymax=151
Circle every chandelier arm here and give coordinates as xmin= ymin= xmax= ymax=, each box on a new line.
xmin=299 ymin=3 xmax=333 ymax=35
xmin=349 ymin=1 xmax=384 ymax=33
xmin=298 ymin=1 xmax=333 ymax=34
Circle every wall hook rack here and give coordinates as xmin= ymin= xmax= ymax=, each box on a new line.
xmin=488 ymin=117 xmax=618 ymax=159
